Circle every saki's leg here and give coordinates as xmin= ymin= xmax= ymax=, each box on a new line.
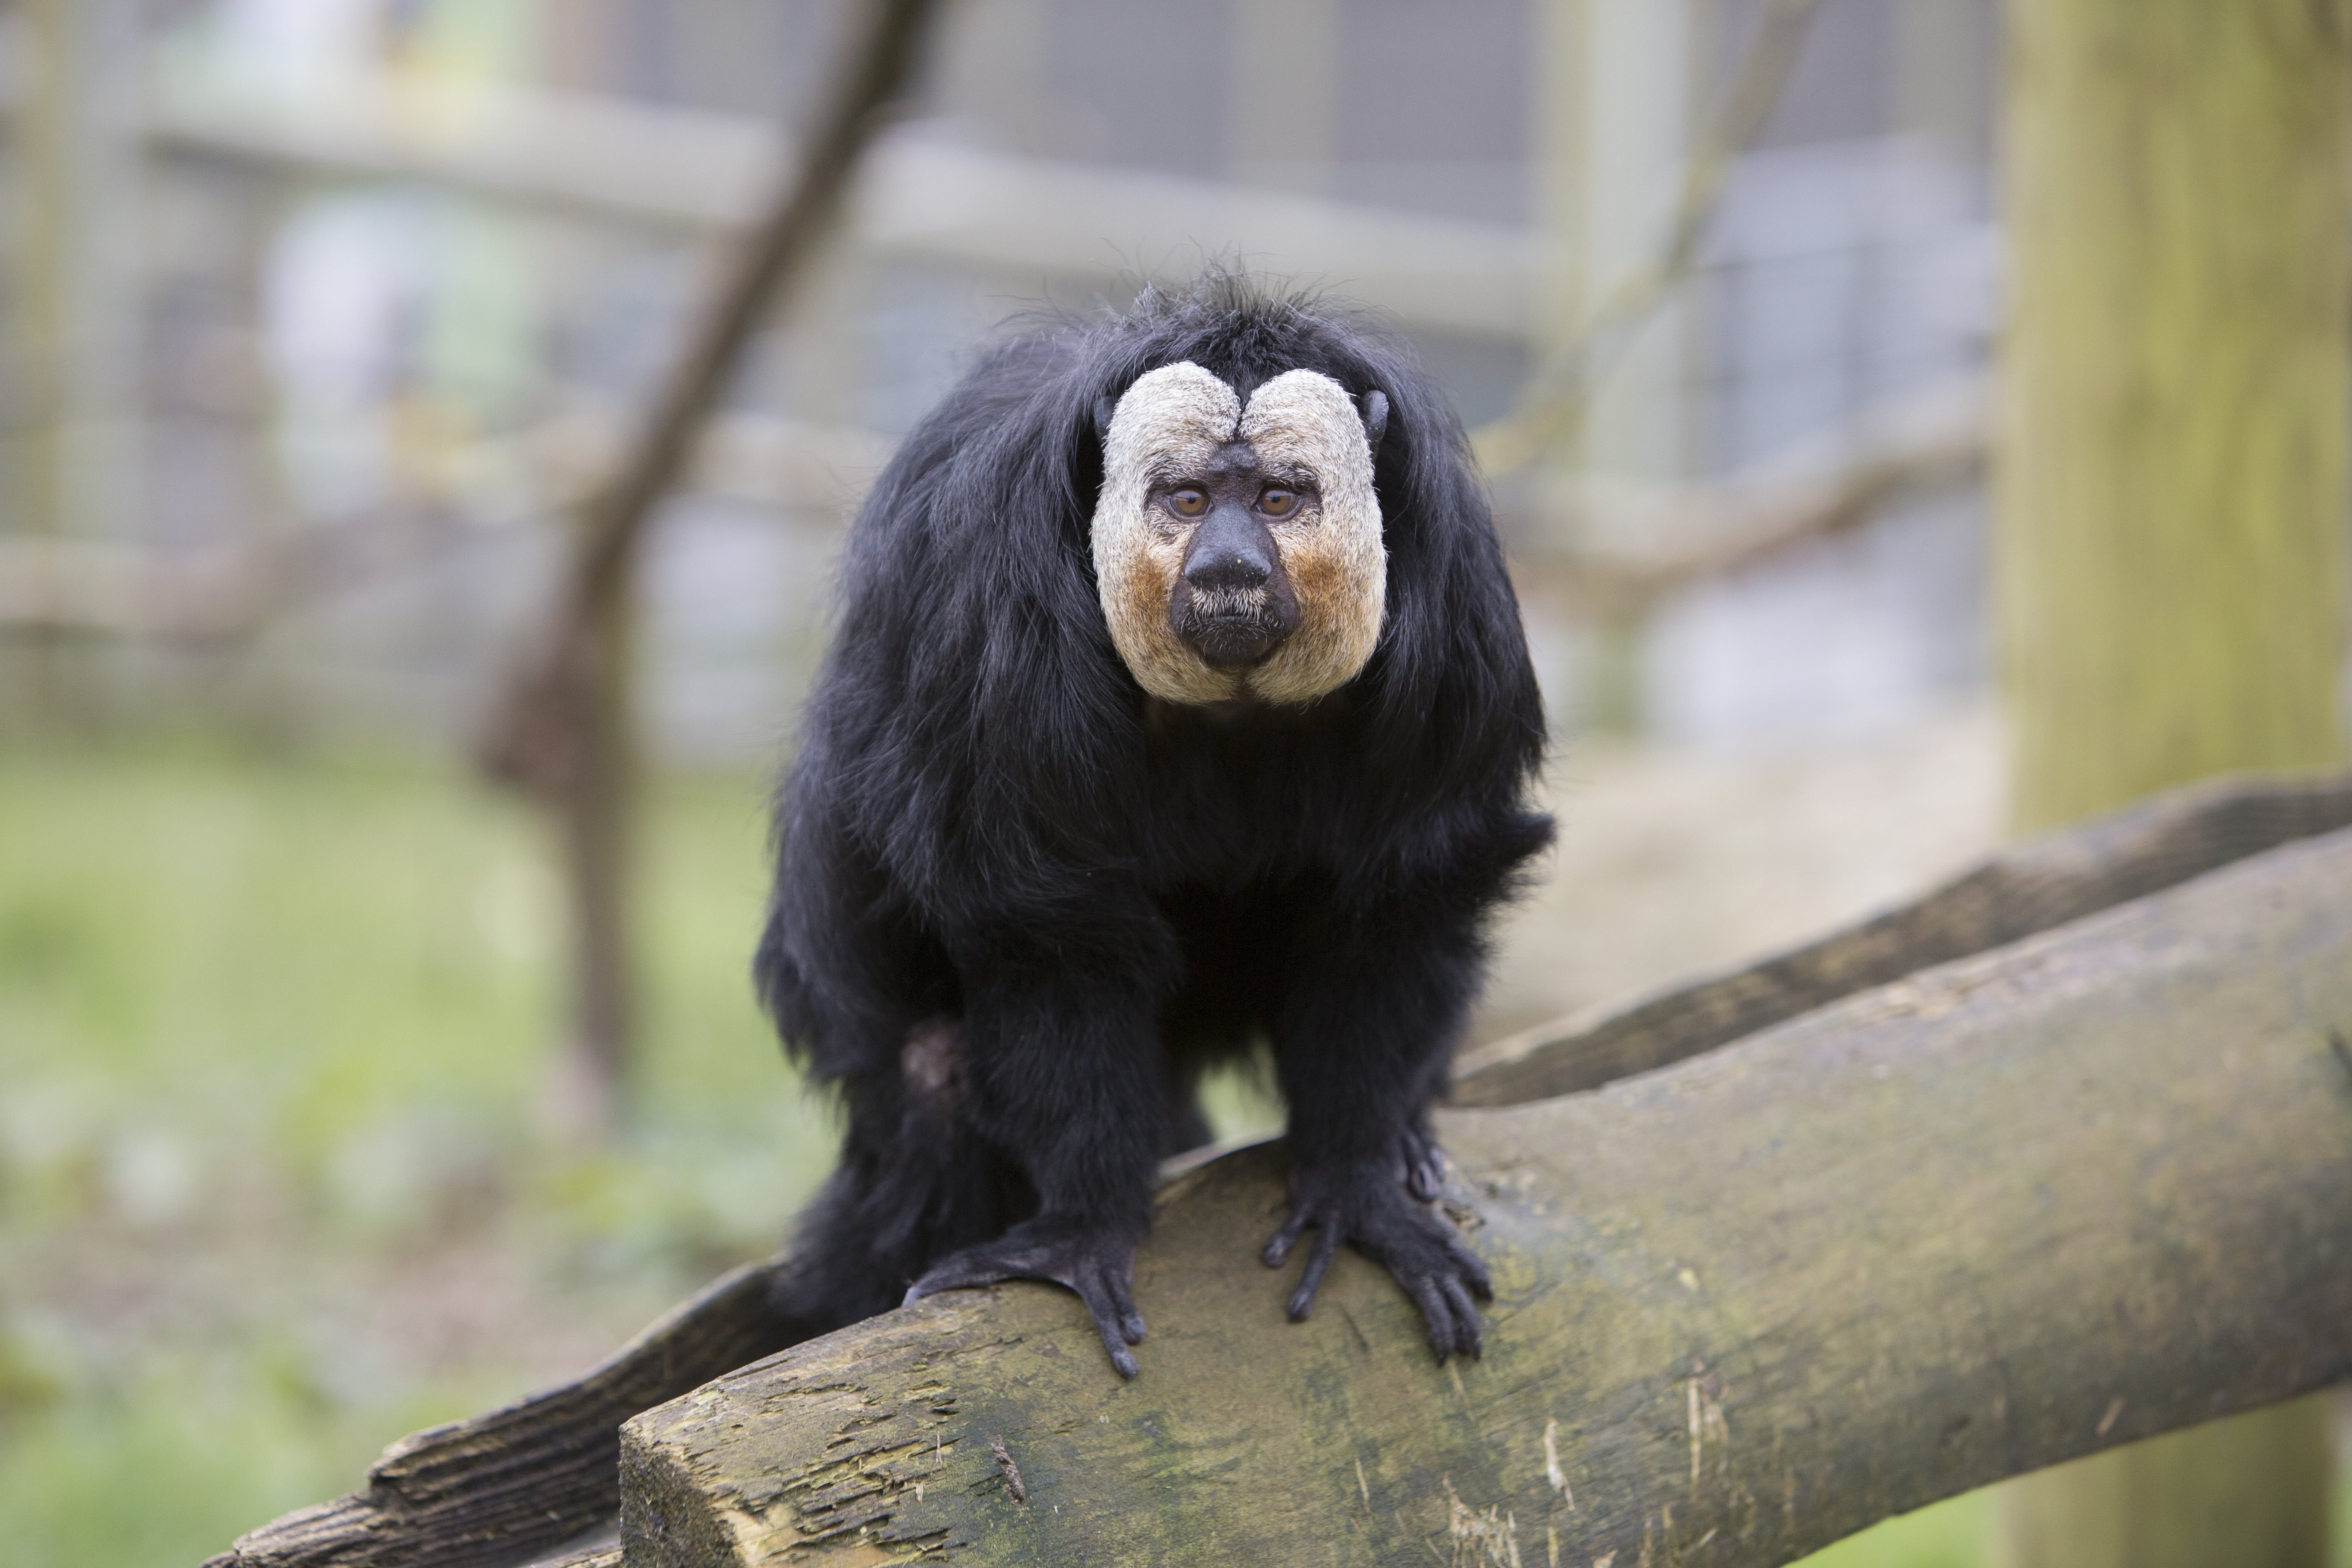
xmin=1263 ymin=890 xmax=1495 ymax=1361
xmin=903 ymin=922 xmax=1176 ymax=1378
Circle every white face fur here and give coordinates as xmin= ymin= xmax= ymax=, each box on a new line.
xmin=1090 ymin=362 xmax=1386 ymax=707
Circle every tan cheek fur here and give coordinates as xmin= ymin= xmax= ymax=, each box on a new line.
xmin=1236 ymin=370 xmax=1386 ymax=706
xmin=1091 ymin=362 xmax=1385 ymax=708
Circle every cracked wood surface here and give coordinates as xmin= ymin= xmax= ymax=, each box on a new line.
xmin=620 ymin=826 xmax=2352 ymax=1566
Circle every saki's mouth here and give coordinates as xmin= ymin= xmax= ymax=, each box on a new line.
xmin=1169 ymin=579 xmax=1299 ymax=669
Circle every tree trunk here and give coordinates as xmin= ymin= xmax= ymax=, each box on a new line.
xmin=548 ymin=578 xmax=638 ymax=1140
xmin=3 ymin=0 xmax=143 ymax=725
xmin=479 ymin=0 xmax=947 ymax=1136
xmin=620 ymin=828 xmax=2352 ymax=1568
xmin=1992 ymin=0 xmax=2352 ymax=1561
xmin=1998 ymin=0 xmax=2350 ymax=819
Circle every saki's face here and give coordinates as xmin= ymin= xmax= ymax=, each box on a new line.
xmin=1090 ymin=363 xmax=1386 ymax=707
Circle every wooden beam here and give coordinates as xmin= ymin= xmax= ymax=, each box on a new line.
xmin=1500 ymin=374 xmax=1987 ymax=615
xmin=134 ymin=67 xmax=1541 ymax=341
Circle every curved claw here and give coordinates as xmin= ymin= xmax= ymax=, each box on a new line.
xmin=906 ymin=1218 xmax=1147 ymax=1379
xmin=1261 ymin=1205 xmax=1312 ymax=1268
xmin=1285 ymin=1226 xmax=1342 ymax=1321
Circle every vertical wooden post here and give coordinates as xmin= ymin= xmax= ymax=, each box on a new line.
xmin=1564 ymin=0 xmax=1696 ymax=486
xmin=548 ymin=573 xmax=640 ymax=1138
xmin=5 ymin=0 xmax=142 ymax=722
xmin=1531 ymin=0 xmax=1699 ymax=735
xmin=1992 ymin=0 xmax=2350 ymax=1563
xmin=1893 ymin=0 xmax=1992 ymax=167
xmin=1998 ymin=0 xmax=2351 ymax=828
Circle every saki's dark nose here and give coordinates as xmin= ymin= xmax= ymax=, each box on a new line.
xmin=1182 ymin=505 xmax=1275 ymax=593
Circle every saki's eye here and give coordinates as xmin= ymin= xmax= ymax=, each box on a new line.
xmin=1258 ymin=488 xmax=1298 ymax=517
xmin=1168 ymin=488 xmax=1208 ymax=518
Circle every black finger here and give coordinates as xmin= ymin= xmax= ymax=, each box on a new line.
xmin=1286 ymin=1225 xmax=1342 ymax=1321
xmin=1262 ymin=1207 xmax=1312 ymax=1268
xmin=1441 ymin=1275 xmax=1484 ymax=1359
xmin=1406 ymin=1151 xmax=1443 ymax=1203
xmin=1074 ymin=1273 xmax=1143 ymax=1378
xmin=1447 ymin=1238 xmax=1494 ymax=1298
xmin=1108 ymin=1268 xmax=1147 ymax=1345
xmin=904 ymin=1253 xmax=1008 ymax=1301
xmin=1405 ymin=1273 xmax=1459 ymax=1360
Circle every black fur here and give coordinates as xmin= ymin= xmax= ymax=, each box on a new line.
xmin=755 ymin=276 xmax=1551 ymax=1374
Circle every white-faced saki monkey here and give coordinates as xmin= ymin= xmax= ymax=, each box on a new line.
xmin=756 ymin=276 xmax=1551 ymax=1377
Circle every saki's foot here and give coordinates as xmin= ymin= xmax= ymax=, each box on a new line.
xmin=906 ymin=1217 xmax=1147 ymax=1378
xmin=1263 ymin=1158 xmax=1492 ymax=1362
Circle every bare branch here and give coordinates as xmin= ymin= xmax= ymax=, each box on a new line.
xmin=478 ymin=0 xmax=947 ymax=804
xmin=1454 ymin=766 xmax=2352 ymax=1105
xmin=1503 ymin=374 xmax=1987 ymax=612
xmin=1476 ymin=0 xmax=1828 ymax=474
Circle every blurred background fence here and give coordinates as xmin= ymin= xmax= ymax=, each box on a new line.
xmin=0 ymin=0 xmax=2003 ymax=758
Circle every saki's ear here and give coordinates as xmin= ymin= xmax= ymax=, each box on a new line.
xmin=1094 ymin=393 xmax=1118 ymax=448
xmin=1357 ymin=390 xmax=1390 ymax=462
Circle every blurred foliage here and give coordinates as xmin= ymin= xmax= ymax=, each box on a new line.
xmin=0 ymin=741 xmax=836 ymax=1252
xmin=1805 ymin=1497 xmax=1983 ymax=1568
xmin=0 ymin=739 xmax=835 ymax=1566
xmin=0 ymin=1336 xmax=521 ymax=1568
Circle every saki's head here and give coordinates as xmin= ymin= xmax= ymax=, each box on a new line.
xmin=1090 ymin=362 xmax=1388 ymax=706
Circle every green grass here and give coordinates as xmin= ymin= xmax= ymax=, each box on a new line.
xmin=0 ymin=742 xmax=835 ymax=1238
xmin=0 ymin=740 xmax=830 ymax=1566
xmin=0 ymin=1333 xmax=528 ymax=1568
xmin=1804 ymin=1495 xmax=1984 ymax=1568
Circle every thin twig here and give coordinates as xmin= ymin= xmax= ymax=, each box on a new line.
xmin=1476 ymin=0 xmax=1827 ymax=474
xmin=1506 ymin=374 xmax=1987 ymax=612
xmin=480 ymin=0 xmax=947 ymax=800
xmin=989 ymin=1434 xmax=1028 ymax=1506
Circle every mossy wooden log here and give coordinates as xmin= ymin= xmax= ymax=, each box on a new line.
xmin=207 ymin=771 xmax=2352 ymax=1568
xmin=1450 ymin=767 xmax=2352 ymax=1107
xmin=618 ymin=826 xmax=2352 ymax=1567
